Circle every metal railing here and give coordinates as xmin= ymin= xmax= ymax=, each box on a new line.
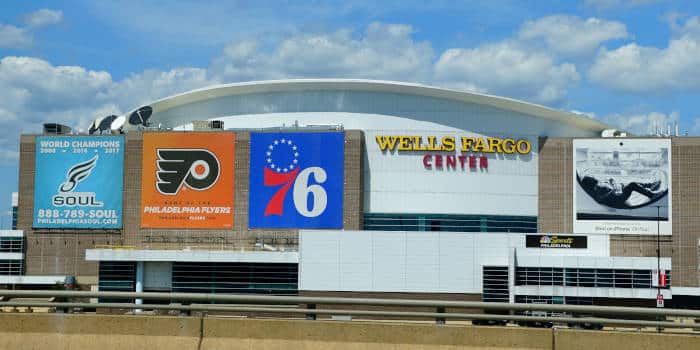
xmin=0 ymin=290 xmax=699 ymax=331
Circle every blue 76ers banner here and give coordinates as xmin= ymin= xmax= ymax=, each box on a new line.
xmin=248 ymin=132 xmax=344 ymax=229
xmin=33 ymin=136 xmax=124 ymax=229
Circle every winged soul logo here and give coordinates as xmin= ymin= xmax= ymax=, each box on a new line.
xmin=156 ymin=149 xmax=220 ymax=195
xmin=52 ymin=155 xmax=103 ymax=207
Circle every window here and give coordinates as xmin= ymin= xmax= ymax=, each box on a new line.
xmin=0 ymin=237 xmax=23 ymax=253
xmin=483 ymin=266 xmax=509 ymax=302
xmin=363 ymin=213 xmax=537 ymax=233
xmin=172 ymin=262 xmax=298 ymax=295
xmin=0 ymin=260 xmax=22 ymax=275
xmin=613 ymin=269 xmax=633 ymax=288
xmin=597 ymin=269 xmax=613 ymax=287
xmin=517 ymin=267 xmax=667 ymax=289
xmin=98 ymin=261 xmax=135 ymax=292
xmin=633 ymin=270 xmax=651 ymax=288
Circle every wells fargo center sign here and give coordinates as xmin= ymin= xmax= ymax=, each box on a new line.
xmin=375 ymin=135 xmax=532 ymax=170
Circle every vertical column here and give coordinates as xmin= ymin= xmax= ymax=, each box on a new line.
xmin=508 ymin=248 xmax=516 ymax=304
xmin=418 ymin=216 xmax=426 ymax=231
xmin=135 ymin=261 xmax=144 ymax=312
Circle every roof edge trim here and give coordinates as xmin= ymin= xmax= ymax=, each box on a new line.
xmin=131 ymin=79 xmax=613 ymax=133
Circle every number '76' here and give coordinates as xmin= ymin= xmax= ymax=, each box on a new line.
xmin=263 ymin=166 xmax=328 ymax=217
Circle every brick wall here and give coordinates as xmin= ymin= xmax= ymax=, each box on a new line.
xmin=538 ymin=137 xmax=700 ymax=287
xmin=18 ymin=130 xmax=364 ymax=277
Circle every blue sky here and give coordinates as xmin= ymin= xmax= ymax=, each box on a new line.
xmin=0 ymin=0 xmax=699 ymax=226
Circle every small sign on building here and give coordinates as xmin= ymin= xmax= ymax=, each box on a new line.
xmin=656 ymin=293 xmax=664 ymax=308
xmin=652 ymin=270 xmax=668 ymax=287
xmin=525 ymin=235 xmax=587 ymax=249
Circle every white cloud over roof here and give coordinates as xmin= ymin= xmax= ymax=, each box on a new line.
xmin=589 ymin=17 xmax=700 ymax=93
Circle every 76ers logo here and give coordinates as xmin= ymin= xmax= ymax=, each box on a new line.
xmin=156 ymin=149 xmax=220 ymax=195
xmin=263 ymin=138 xmax=327 ymax=217
xmin=249 ymin=132 xmax=344 ymax=229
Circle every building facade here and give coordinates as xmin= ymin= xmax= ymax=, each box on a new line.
xmin=12 ymin=80 xmax=699 ymax=307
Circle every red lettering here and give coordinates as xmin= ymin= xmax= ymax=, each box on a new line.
xmin=423 ymin=154 xmax=489 ymax=171
xmin=446 ymin=155 xmax=456 ymax=169
xmin=479 ymin=155 xmax=488 ymax=168
xmin=458 ymin=155 xmax=467 ymax=169
xmin=423 ymin=154 xmax=432 ymax=168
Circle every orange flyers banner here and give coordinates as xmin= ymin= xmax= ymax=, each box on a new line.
xmin=140 ymin=132 xmax=235 ymax=229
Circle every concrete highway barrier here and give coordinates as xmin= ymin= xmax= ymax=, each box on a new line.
xmin=0 ymin=313 xmax=201 ymax=350
xmin=554 ymin=329 xmax=700 ymax=350
xmin=0 ymin=313 xmax=699 ymax=350
xmin=202 ymin=317 xmax=552 ymax=350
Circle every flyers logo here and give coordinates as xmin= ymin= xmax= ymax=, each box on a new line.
xmin=156 ymin=149 xmax=220 ymax=195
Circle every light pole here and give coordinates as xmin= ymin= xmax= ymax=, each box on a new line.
xmin=655 ymin=204 xmax=662 ymax=332
xmin=656 ymin=205 xmax=661 ymax=283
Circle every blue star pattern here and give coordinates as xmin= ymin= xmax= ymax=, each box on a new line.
xmin=266 ymin=138 xmax=299 ymax=173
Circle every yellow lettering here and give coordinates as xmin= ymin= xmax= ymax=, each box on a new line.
xmin=375 ymin=136 xmax=398 ymax=151
xmin=488 ymin=138 xmax=503 ymax=153
xmin=502 ymin=139 xmax=516 ymax=154
xmin=377 ymin=135 xmax=529 ymax=154
xmin=441 ymin=136 xmax=455 ymax=151
xmin=473 ymin=138 xmax=488 ymax=152
xmin=414 ymin=136 xmax=427 ymax=151
xmin=516 ymin=140 xmax=531 ymax=154
xmin=426 ymin=136 xmax=438 ymax=151
xmin=461 ymin=137 xmax=476 ymax=152
xmin=398 ymin=136 xmax=412 ymax=151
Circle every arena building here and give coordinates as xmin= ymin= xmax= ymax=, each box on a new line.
xmin=11 ymin=79 xmax=700 ymax=308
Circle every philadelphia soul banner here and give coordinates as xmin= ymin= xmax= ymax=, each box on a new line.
xmin=248 ymin=132 xmax=344 ymax=229
xmin=573 ymin=138 xmax=671 ymax=235
xmin=33 ymin=136 xmax=124 ymax=229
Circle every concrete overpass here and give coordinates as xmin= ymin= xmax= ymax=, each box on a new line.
xmin=0 ymin=313 xmax=698 ymax=350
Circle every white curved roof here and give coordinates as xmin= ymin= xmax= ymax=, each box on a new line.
xmin=132 ymin=79 xmax=612 ymax=133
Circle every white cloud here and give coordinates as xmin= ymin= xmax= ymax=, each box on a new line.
xmin=681 ymin=16 xmax=700 ymax=37
xmin=603 ymin=111 xmax=679 ymax=135
xmin=668 ymin=15 xmax=700 ymax=40
xmin=23 ymin=9 xmax=63 ymax=28
xmin=0 ymin=18 xmax=629 ymax=162
xmin=0 ymin=9 xmax=63 ymax=49
xmin=589 ymin=17 xmax=700 ymax=93
xmin=111 ymin=67 xmax=218 ymax=109
xmin=210 ymin=22 xmax=583 ymax=104
xmin=0 ymin=56 xmax=112 ymax=113
xmin=0 ymin=57 xmax=220 ymax=164
xmin=518 ymin=15 xmax=628 ymax=57
xmin=211 ymin=22 xmax=434 ymax=82
xmin=0 ymin=56 xmax=234 ymax=164
xmin=0 ymin=57 xmax=115 ymax=162
xmin=0 ymin=25 xmax=31 ymax=48
xmin=433 ymin=42 xmax=580 ymax=104
xmin=0 ymin=19 xmax=587 ymax=163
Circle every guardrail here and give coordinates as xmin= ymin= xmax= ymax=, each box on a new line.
xmin=0 ymin=290 xmax=699 ymax=331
